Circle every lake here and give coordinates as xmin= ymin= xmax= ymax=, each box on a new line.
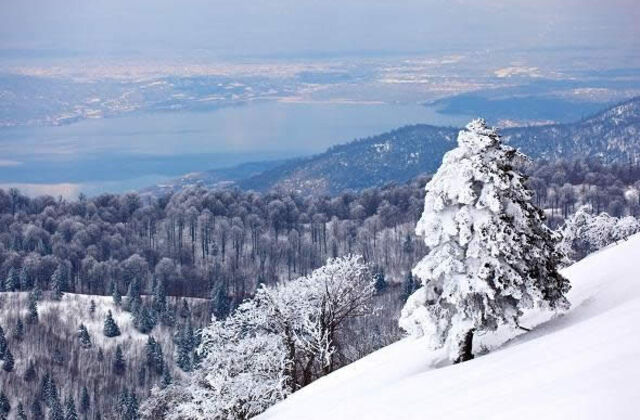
xmin=0 ymin=101 xmax=471 ymax=197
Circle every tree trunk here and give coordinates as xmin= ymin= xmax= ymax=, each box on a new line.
xmin=454 ymin=329 xmax=475 ymax=364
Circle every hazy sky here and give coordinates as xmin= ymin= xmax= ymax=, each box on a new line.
xmin=1 ymin=0 xmax=638 ymax=59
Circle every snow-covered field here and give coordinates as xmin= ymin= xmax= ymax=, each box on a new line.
xmin=261 ymin=234 xmax=640 ymax=419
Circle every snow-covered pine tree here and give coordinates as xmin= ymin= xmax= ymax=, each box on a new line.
xmin=0 ymin=326 xmax=7 ymax=360
xmin=126 ymin=277 xmax=142 ymax=313
xmin=51 ymin=264 xmax=66 ymax=301
xmin=16 ymin=402 xmax=27 ymax=420
xmin=133 ymin=305 xmax=156 ymax=334
xmin=27 ymin=293 xmax=38 ymax=324
xmin=4 ymin=267 xmax=18 ymax=292
xmin=64 ymin=395 xmax=78 ymax=420
xmin=19 ymin=267 xmax=30 ymax=290
xmin=23 ymin=361 xmax=36 ymax=382
xmin=49 ymin=396 xmax=64 ymax=420
xmin=2 ymin=349 xmax=14 ymax=372
xmin=0 ymin=391 xmax=10 ymax=419
xmin=161 ymin=362 xmax=172 ymax=388
xmin=12 ymin=319 xmax=24 ymax=341
xmin=113 ymin=345 xmax=126 ymax=375
xmin=80 ymin=386 xmax=90 ymax=414
xmin=30 ymin=400 xmax=43 ymax=419
xmin=152 ymin=277 xmax=167 ymax=315
xmin=111 ymin=282 xmax=122 ymax=307
xmin=145 ymin=337 xmax=164 ymax=375
xmin=77 ymin=324 xmax=92 ymax=349
xmin=399 ymin=119 xmax=571 ymax=363
xmin=103 ymin=311 xmax=121 ymax=337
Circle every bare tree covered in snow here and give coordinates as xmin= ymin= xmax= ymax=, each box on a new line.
xmin=141 ymin=255 xmax=375 ymax=419
xmin=558 ymin=205 xmax=640 ymax=263
xmin=399 ymin=119 xmax=571 ymax=363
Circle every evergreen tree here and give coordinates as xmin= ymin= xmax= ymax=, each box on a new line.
xmin=117 ymin=389 xmax=131 ymax=418
xmin=178 ymin=299 xmax=190 ymax=319
xmin=403 ymin=271 xmax=416 ymax=301
xmin=16 ymin=402 xmax=26 ymax=420
xmin=97 ymin=348 xmax=104 ymax=362
xmin=77 ymin=324 xmax=92 ymax=349
xmin=4 ymin=267 xmax=18 ymax=292
xmin=38 ymin=372 xmax=51 ymax=403
xmin=113 ymin=345 xmax=126 ymax=375
xmin=31 ymin=400 xmax=43 ymax=419
xmin=372 ymin=265 xmax=388 ymax=293
xmin=151 ymin=277 xmax=166 ymax=315
xmin=160 ymin=305 xmax=176 ymax=327
xmin=122 ymin=392 xmax=139 ymax=420
xmin=0 ymin=391 xmax=10 ymax=419
xmin=0 ymin=326 xmax=7 ymax=360
xmin=45 ymin=377 xmax=59 ymax=408
xmin=19 ymin=267 xmax=31 ymax=290
xmin=161 ymin=363 xmax=172 ymax=389
xmin=175 ymin=320 xmax=198 ymax=372
xmin=64 ymin=396 xmax=78 ymax=420
xmin=137 ymin=365 xmax=146 ymax=388
xmin=402 ymin=233 xmax=414 ymax=255
xmin=2 ymin=349 xmax=14 ymax=372
xmin=211 ymin=285 xmax=231 ymax=319
xmin=175 ymin=338 xmax=192 ymax=372
xmin=51 ymin=265 xmax=66 ymax=301
xmin=111 ymin=283 xmax=121 ymax=307
xmin=399 ymin=119 xmax=571 ymax=363
xmin=145 ymin=337 xmax=163 ymax=375
xmin=133 ymin=306 xmax=155 ymax=334
xmin=12 ymin=319 xmax=24 ymax=341
xmin=126 ymin=278 xmax=142 ymax=312
xmin=103 ymin=311 xmax=121 ymax=337
xmin=27 ymin=292 xmax=38 ymax=324
xmin=49 ymin=397 xmax=64 ymax=420
xmin=80 ymin=386 xmax=90 ymax=414
xmin=32 ymin=283 xmax=42 ymax=301
xmin=23 ymin=361 xmax=37 ymax=382
xmin=52 ymin=348 xmax=64 ymax=366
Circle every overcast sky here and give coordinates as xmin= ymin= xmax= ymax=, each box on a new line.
xmin=1 ymin=0 xmax=638 ymax=59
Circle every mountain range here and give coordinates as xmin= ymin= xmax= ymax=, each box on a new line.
xmin=149 ymin=97 xmax=640 ymax=196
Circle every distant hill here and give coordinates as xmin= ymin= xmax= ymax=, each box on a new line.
xmin=143 ymin=159 xmax=287 ymax=196
xmin=155 ymin=97 xmax=640 ymax=195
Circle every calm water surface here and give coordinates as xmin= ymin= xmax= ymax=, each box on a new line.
xmin=0 ymin=102 xmax=471 ymax=197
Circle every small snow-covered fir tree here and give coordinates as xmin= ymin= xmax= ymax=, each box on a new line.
xmin=0 ymin=391 xmax=10 ymax=418
xmin=113 ymin=345 xmax=126 ymax=375
xmin=51 ymin=265 xmax=66 ymax=301
xmin=2 ymin=349 xmax=13 ymax=372
xmin=77 ymin=324 xmax=92 ymax=349
xmin=400 ymin=119 xmax=570 ymax=363
xmin=4 ymin=267 xmax=18 ymax=292
xmin=103 ymin=311 xmax=121 ymax=337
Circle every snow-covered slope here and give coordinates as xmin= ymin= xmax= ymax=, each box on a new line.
xmin=261 ymin=234 xmax=640 ymax=419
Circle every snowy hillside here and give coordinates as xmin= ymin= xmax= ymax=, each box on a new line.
xmin=261 ymin=234 xmax=640 ymax=419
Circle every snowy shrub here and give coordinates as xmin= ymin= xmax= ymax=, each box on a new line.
xmin=400 ymin=119 xmax=570 ymax=363
xmin=142 ymin=255 xmax=375 ymax=419
xmin=558 ymin=206 xmax=640 ymax=263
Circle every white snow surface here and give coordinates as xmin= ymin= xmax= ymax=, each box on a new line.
xmin=261 ymin=234 xmax=640 ymax=420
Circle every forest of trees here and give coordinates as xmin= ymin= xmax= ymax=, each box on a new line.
xmin=1 ymin=155 xmax=640 ymax=419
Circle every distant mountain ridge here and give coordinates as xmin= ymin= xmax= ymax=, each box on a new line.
xmin=156 ymin=97 xmax=640 ymax=195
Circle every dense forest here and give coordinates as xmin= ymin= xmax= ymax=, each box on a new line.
xmin=2 ymin=156 xmax=640 ymax=418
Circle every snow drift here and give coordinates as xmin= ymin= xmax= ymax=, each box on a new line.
xmin=260 ymin=234 xmax=640 ymax=419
